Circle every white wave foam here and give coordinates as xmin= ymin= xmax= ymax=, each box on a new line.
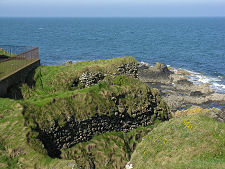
xmin=62 ymin=59 xmax=84 ymax=65
xmin=184 ymin=69 xmax=225 ymax=94
xmin=139 ymin=61 xmax=225 ymax=94
xmin=139 ymin=61 xmax=150 ymax=66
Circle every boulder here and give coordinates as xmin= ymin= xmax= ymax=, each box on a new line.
xmin=190 ymin=91 xmax=203 ymax=97
xmin=138 ymin=62 xmax=173 ymax=83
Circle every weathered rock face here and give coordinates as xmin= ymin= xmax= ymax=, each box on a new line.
xmin=138 ymin=62 xmax=173 ymax=83
xmin=116 ymin=63 xmax=138 ymax=78
xmin=138 ymin=62 xmax=225 ymax=112
xmin=78 ymin=72 xmax=105 ymax=88
xmin=37 ymin=109 xmax=165 ymax=158
xmin=30 ymin=82 xmax=169 ymax=158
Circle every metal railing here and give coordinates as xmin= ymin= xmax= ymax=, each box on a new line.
xmin=0 ymin=45 xmax=39 ymax=79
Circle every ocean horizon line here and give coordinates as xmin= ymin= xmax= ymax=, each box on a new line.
xmin=1 ymin=16 xmax=225 ymax=18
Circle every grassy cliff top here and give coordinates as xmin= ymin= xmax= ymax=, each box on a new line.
xmin=23 ymin=75 xmax=167 ymax=128
xmin=0 ymin=56 xmax=224 ymax=168
xmin=21 ymin=56 xmax=169 ymax=128
xmin=1 ymin=56 xmax=170 ymax=168
xmin=29 ymin=56 xmax=137 ymax=94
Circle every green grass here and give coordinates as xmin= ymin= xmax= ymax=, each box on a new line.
xmin=0 ymin=98 xmax=77 ymax=169
xmin=0 ymin=53 xmax=224 ymax=169
xmin=61 ymin=125 xmax=155 ymax=169
xmin=130 ymin=113 xmax=225 ymax=169
xmin=0 ymin=56 xmax=170 ymax=168
xmin=30 ymin=56 xmax=137 ymax=94
xmin=20 ymin=56 xmax=168 ymax=129
xmin=22 ymin=75 xmax=168 ymax=129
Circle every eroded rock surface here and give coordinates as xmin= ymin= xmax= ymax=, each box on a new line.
xmin=37 ymin=110 xmax=164 ymax=158
xmin=138 ymin=62 xmax=225 ymax=112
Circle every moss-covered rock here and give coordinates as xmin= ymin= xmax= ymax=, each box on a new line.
xmin=61 ymin=125 xmax=154 ymax=169
xmin=1 ymin=57 xmax=171 ymax=168
xmin=21 ymin=57 xmax=170 ymax=159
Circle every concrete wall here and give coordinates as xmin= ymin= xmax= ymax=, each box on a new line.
xmin=0 ymin=59 xmax=40 ymax=97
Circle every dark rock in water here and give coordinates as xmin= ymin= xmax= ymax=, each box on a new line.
xmin=153 ymin=62 xmax=172 ymax=76
xmin=138 ymin=63 xmax=149 ymax=70
xmin=190 ymin=91 xmax=203 ymax=97
xmin=138 ymin=62 xmax=173 ymax=83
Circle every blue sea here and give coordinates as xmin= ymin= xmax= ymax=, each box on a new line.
xmin=0 ymin=17 xmax=225 ymax=93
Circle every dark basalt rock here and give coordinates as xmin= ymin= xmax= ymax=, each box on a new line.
xmin=138 ymin=62 xmax=173 ymax=83
xmin=79 ymin=72 xmax=105 ymax=88
xmin=36 ymin=108 xmax=168 ymax=158
xmin=190 ymin=91 xmax=203 ymax=97
xmin=72 ymin=63 xmax=139 ymax=88
xmin=116 ymin=63 xmax=138 ymax=78
xmin=176 ymin=79 xmax=193 ymax=86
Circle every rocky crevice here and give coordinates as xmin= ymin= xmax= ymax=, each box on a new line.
xmin=37 ymin=110 xmax=168 ymax=158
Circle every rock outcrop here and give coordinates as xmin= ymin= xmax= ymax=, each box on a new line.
xmin=139 ymin=62 xmax=172 ymax=84
xmin=23 ymin=58 xmax=170 ymax=158
xmin=116 ymin=62 xmax=138 ymax=78
xmin=37 ymin=109 xmax=160 ymax=158
xmin=138 ymin=62 xmax=225 ymax=112
xmin=78 ymin=72 xmax=105 ymax=88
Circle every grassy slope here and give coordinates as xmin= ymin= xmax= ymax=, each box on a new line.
xmin=23 ymin=75 xmax=166 ymax=129
xmin=0 ymin=98 xmax=77 ymax=169
xmin=0 ymin=98 xmax=159 ymax=169
xmin=0 ymin=56 xmax=224 ymax=168
xmin=130 ymin=111 xmax=225 ymax=169
xmin=61 ymin=125 xmax=156 ymax=168
xmin=0 ymin=56 xmax=169 ymax=168
xmin=27 ymin=56 xmax=137 ymax=95
xmin=22 ymin=56 xmax=168 ymax=129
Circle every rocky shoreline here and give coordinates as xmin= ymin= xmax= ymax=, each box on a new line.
xmin=27 ymin=60 xmax=225 ymax=158
xmin=1 ymin=57 xmax=225 ymax=169
xmin=138 ymin=62 xmax=225 ymax=112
